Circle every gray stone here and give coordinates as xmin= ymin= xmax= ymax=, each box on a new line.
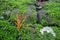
xmin=4 ymin=10 xmax=11 ymax=15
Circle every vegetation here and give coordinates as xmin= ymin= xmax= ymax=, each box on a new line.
xmin=0 ymin=0 xmax=60 ymax=40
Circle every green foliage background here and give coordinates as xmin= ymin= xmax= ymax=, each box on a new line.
xmin=0 ymin=0 xmax=60 ymax=40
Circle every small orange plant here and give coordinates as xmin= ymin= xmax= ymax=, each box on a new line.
xmin=15 ymin=13 xmax=26 ymax=31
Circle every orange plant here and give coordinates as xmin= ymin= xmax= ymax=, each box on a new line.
xmin=15 ymin=13 xmax=26 ymax=31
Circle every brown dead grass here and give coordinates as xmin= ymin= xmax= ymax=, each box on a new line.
xmin=15 ymin=13 xmax=26 ymax=31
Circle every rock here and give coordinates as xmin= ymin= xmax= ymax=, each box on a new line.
xmin=12 ymin=8 xmax=20 ymax=14
xmin=4 ymin=10 xmax=11 ymax=15
xmin=40 ymin=26 xmax=56 ymax=37
xmin=25 ymin=6 xmax=33 ymax=16
xmin=0 ymin=16 xmax=4 ymax=20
